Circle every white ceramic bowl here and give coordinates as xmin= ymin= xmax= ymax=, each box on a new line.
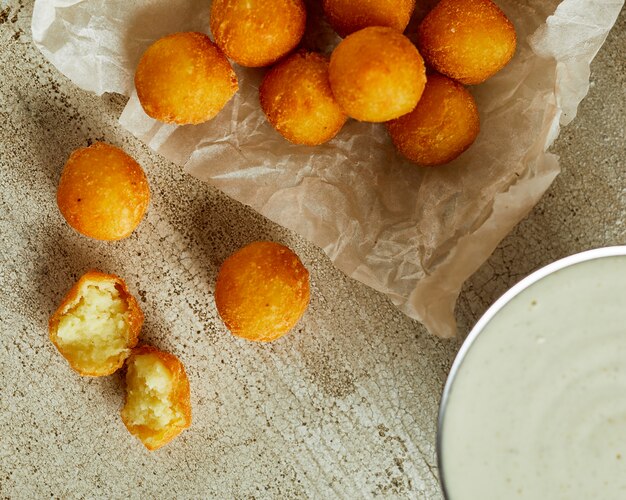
xmin=438 ymin=246 xmax=626 ymax=500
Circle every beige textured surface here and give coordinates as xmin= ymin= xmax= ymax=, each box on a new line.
xmin=0 ymin=1 xmax=624 ymax=498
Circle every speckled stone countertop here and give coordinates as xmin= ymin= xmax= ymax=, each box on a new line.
xmin=1 ymin=2 xmax=624 ymax=498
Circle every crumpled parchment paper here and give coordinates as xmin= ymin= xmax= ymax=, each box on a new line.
xmin=31 ymin=0 xmax=623 ymax=338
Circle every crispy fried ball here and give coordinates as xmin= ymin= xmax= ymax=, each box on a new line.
xmin=49 ymin=271 xmax=143 ymax=377
xmin=135 ymin=32 xmax=238 ymax=124
xmin=210 ymin=0 xmax=306 ymax=67
xmin=328 ymin=27 xmax=426 ymax=122
xmin=57 ymin=142 xmax=150 ymax=241
xmin=386 ymin=73 xmax=480 ymax=166
xmin=215 ymin=241 xmax=310 ymax=342
xmin=323 ymin=0 xmax=415 ymax=38
xmin=417 ymin=0 xmax=516 ymax=85
xmin=259 ymin=51 xmax=347 ymax=145
xmin=121 ymin=346 xmax=192 ymax=451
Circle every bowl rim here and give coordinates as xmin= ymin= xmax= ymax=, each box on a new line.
xmin=436 ymin=245 xmax=626 ymax=499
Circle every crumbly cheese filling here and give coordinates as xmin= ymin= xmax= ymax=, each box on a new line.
xmin=56 ymin=281 xmax=130 ymax=372
xmin=124 ymin=354 xmax=184 ymax=443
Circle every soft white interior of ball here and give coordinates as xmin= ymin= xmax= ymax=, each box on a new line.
xmin=56 ymin=280 xmax=130 ymax=372
xmin=124 ymin=354 xmax=184 ymax=436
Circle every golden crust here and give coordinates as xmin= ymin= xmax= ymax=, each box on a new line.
xmin=386 ymin=72 xmax=480 ymax=166
xmin=49 ymin=270 xmax=143 ymax=377
xmin=121 ymin=346 xmax=192 ymax=451
xmin=328 ymin=27 xmax=426 ymax=122
xmin=56 ymin=142 xmax=150 ymax=241
xmin=215 ymin=241 xmax=310 ymax=342
xmin=323 ymin=0 xmax=415 ymax=38
xmin=135 ymin=32 xmax=238 ymax=125
xmin=210 ymin=0 xmax=306 ymax=67
xmin=259 ymin=51 xmax=347 ymax=146
xmin=417 ymin=0 xmax=516 ymax=85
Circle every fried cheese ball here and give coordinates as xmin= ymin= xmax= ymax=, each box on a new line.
xmin=259 ymin=51 xmax=347 ymax=145
xmin=121 ymin=346 xmax=192 ymax=451
xmin=323 ymin=0 xmax=415 ymax=38
xmin=57 ymin=142 xmax=150 ymax=241
xmin=329 ymin=27 xmax=426 ymax=122
xmin=210 ymin=0 xmax=306 ymax=67
xmin=135 ymin=32 xmax=238 ymax=125
xmin=215 ymin=241 xmax=310 ymax=342
xmin=386 ymin=73 xmax=480 ymax=166
xmin=417 ymin=0 xmax=516 ymax=85
xmin=49 ymin=271 xmax=143 ymax=377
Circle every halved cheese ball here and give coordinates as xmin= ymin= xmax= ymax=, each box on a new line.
xmin=259 ymin=51 xmax=347 ymax=145
xmin=135 ymin=32 xmax=238 ymax=124
xmin=386 ymin=72 xmax=480 ymax=165
xmin=210 ymin=0 xmax=306 ymax=67
xmin=215 ymin=241 xmax=310 ymax=342
xmin=328 ymin=27 xmax=426 ymax=122
xmin=417 ymin=0 xmax=516 ymax=85
xmin=57 ymin=142 xmax=150 ymax=241
xmin=121 ymin=346 xmax=192 ymax=451
xmin=323 ymin=0 xmax=415 ymax=38
xmin=49 ymin=271 xmax=143 ymax=377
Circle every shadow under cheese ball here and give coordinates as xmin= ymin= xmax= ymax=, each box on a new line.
xmin=329 ymin=26 xmax=426 ymax=123
xmin=386 ymin=73 xmax=480 ymax=166
xmin=417 ymin=0 xmax=516 ymax=85
xmin=322 ymin=0 xmax=415 ymax=38
xmin=210 ymin=0 xmax=306 ymax=68
xmin=260 ymin=51 xmax=347 ymax=146
xmin=215 ymin=241 xmax=310 ymax=342
xmin=135 ymin=32 xmax=238 ymax=125
xmin=57 ymin=142 xmax=150 ymax=241
xmin=49 ymin=270 xmax=143 ymax=377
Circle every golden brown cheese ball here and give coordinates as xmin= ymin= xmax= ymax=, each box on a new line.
xmin=135 ymin=32 xmax=238 ymax=124
xmin=260 ymin=51 xmax=348 ymax=145
xmin=215 ymin=241 xmax=310 ymax=342
xmin=323 ymin=0 xmax=415 ymax=38
xmin=49 ymin=271 xmax=143 ymax=377
xmin=386 ymin=73 xmax=480 ymax=166
xmin=329 ymin=27 xmax=426 ymax=122
xmin=57 ymin=142 xmax=150 ymax=241
xmin=121 ymin=346 xmax=192 ymax=451
xmin=210 ymin=0 xmax=306 ymax=67
xmin=417 ymin=0 xmax=516 ymax=85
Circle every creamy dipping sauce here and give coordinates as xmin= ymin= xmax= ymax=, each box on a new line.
xmin=440 ymin=251 xmax=626 ymax=500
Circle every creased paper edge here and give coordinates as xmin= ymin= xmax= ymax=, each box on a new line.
xmin=529 ymin=0 xmax=624 ymax=126
xmin=31 ymin=0 xmax=120 ymax=95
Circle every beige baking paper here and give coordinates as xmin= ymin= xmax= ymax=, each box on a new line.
xmin=31 ymin=0 xmax=623 ymax=337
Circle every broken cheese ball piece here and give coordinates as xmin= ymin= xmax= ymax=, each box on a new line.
xmin=49 ymin=271 xmax=143 ymax=377
xmin=121 ymin=346 xmax=192 ymax=451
